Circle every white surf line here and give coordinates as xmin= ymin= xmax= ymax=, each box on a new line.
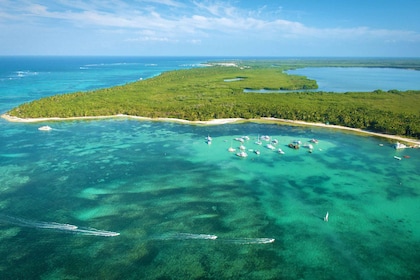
xmin=0 ymin=215 xmax=119 ymax=237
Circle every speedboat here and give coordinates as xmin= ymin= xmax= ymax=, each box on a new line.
xmin=239 ymin=144 xmax=246 ymax=150
xmin=278 ymin=148 xmax=285 ymax=154
xmin=254 ymin=149 xmax=260 ymax=155
xmin=38 ymin=125 xmax=52 ymax=131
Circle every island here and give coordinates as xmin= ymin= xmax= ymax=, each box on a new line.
xmin=2 ymin=59 xmax=420 ymax=144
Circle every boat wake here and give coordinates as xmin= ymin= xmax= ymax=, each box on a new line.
xmin=0 ymin=215 xmax=119 ymax=237
xmin=152 ymin=232 xmax=274 ymax=244
xmin=152 ymin=232 xmax=218 ymax=240
xmin=220 ymin=238 xmax=275 ymax=244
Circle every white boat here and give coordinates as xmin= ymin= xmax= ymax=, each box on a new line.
xmin=266 ymin=144 xmax=275 ymax=150
xmin=239 ymin=144 xmax=246 ymax=150
xmin=303 ymin=143 xmax=314 ymax=150
xmin=310 ymin=139 xmax=319 ymax=144
xmin=278 ymin=148 xmax=285 ymax=154
xmin=236 ymin=151 xmax=248 ymax=158
xmin=242 ymin=136 xmax=250 ymax=141
xmin=261 ymin=135 xmax=270 ymax=141
xmin=394 ymin=142 xmax=407 ymax=150
xmin=228 ymin=147 xmax=236 ymax=152
xmin=255 ymin=135 xmax=262 ymax=145
xmin=38 ymin=125 xmax=52 ymax=131
xmin=393 ymin=156 xmax=402 ymax=160
xmin=271 ymin=139 xmax=279 ymax=145
xmin=324 ymin=212 xmax=329 ymax=222
xmin=254 ymin=150 xmax=260 ymax=155
xmin=206 ymin=135 xmax=212 ymax=141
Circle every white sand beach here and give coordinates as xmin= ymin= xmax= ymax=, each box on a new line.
xmin=2 ymin=113 xmax=420 ymax=146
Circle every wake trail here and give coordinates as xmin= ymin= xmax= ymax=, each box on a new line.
xmin=0 ymin=215 xmax=119 ymax=237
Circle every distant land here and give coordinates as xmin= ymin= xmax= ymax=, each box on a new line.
xmin=3 ymin=58 xmax=420 ymax=140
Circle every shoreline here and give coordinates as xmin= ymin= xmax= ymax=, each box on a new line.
xmin=2 ymin=113 xmax=420 ymax=146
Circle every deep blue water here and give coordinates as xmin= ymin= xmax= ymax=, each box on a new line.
xmin=0 ymin=57 xmax=419 ymax=279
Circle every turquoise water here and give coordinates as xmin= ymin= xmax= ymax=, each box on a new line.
xmin=0 ymin=57 xmax=419 ymax=279
xmin=287 ymin=67 xmax=420 ymax=92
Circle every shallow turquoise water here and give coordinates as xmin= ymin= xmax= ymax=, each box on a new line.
xmin=0 ymin=57 xmax=419 ymax=279
xmin=0 ymin=119 xmax=419 ymax=279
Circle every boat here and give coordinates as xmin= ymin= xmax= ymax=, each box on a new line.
xmin=271 ymin=139 xmax=279 ymax=145
xmin=310 ymin=139 xmax=319 ymax=144
xmin=236 ymin=151 xmax=248 ymax=158
xmin=38 ymin=125 xmax=52 ymax=131
xmin=288 ymin=143 xmax=300 ymax=149
xmin=324 ymin=212 xmax=329 ymax=222
xmin=303 ymin=143 xmax=314 ymax=150
xmin=261 ymin=135 xmax=270 ymax=141
xmin=266 ymin=143 xmax=276 ymax=150
xmin=393 ymin=156 xmax=402 ymax=160
xmin=228 ymin=147 xmax=236 ymax=152
xmin=278 ymin=148 xmax=285 ymax=154
xmin=254 ymin=150 xmax=260 ymax=155
xmin=255 ymin=135 xmax=262 ymax=145
xmin=394 ymin=142 xmax=407 ymax=150
xmin=239 ymin=144 xmax=246 ymax=150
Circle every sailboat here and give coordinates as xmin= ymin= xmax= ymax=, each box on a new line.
xmin=255 ymin=134 xmax=262 ymax=145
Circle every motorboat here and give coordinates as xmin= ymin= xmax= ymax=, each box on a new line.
xmin=266 ymin=143 xmax=276 ymax=150
xmin=278 ymin=148 xmax=285 ymax=154
xmin=303 ymin=143 xmax=314 ymax=150
xmin=254 ymin=149 xmax=260 ymax=155
xmin=394 ymin=142 xmax=407 ymax=150
xmin=228 ymin=147 xmax=236 ymax=152
xmin=288 ymin=143 xmax=300 ymax=149
xmin=236 ymin=151 xmax=248 ymax=158
xmin=38 ymin=125 xmax=52 ymax=131
xmin=310 ymin=139 xmax=319 ymax=144
xmin=239 ymin=144 xmax=246 ymax=150
xmin=261 ymin=135 xmax=270 ymax=141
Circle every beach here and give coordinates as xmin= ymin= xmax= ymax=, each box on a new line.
xmin=2 ymin=113 xmax=420 ymax=146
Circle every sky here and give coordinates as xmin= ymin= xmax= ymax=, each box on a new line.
xmin=1 ymin=0 xmax=420 ymax=57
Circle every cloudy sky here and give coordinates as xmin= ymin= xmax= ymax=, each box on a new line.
xmin=1 ymin=0 xmax=419 ymax=56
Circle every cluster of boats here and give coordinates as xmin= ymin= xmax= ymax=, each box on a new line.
xmin=220 ymin=134 xmax=319 ymax=158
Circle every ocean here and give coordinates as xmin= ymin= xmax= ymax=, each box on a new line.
xmin=0 ymin=57 xmax=419 ymax=279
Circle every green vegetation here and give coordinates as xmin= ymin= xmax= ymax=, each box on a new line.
xmin=7 ymin=60 xmax=420 ymax=139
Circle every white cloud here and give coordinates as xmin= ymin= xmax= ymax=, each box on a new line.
xmin=1 ymin=0 xmax=419 ymax=55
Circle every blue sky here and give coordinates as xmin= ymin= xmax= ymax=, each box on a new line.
xmin=1 ymin=0 xmax=419 ymax=56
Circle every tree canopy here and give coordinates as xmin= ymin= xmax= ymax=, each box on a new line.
xmin=7 ymin=61 xmax=420 ymax=139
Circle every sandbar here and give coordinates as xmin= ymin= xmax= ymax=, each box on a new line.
xmin=2 ymin=113 xmax=419 ymax=146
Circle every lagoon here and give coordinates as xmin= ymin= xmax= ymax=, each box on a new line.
xmin=286 ymin=67 xmax=420 ymax=92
